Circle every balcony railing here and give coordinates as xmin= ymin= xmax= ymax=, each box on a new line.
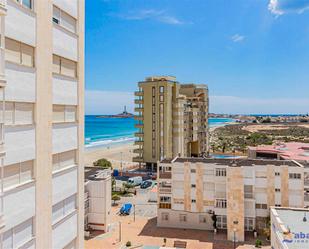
xmin=245 ymin=192 xmax=254 ymax=199
xmin=134 ymin=107 xmax=144 ymax=112
xmin=134 ymin=91 xmax=143 ymax=96
xmin=134 ymin=140 xmax=143 ymax=146
xmin=159 ymin=187 xmax=172 ymax=194
xmin=159 ymin=172 xmax=172 ymax=179
xmin=133 ymin=148 xmax=143 ymax=154
xmin=134 ymin=132 xmax=144 ymax=137
xmin=159 ymin=203 xmax=171 ymax=209
xmin=134 ymin=123 xmax=144 ymax=129
xmin=133 ymin=156 xmax=143 ymax=163
xmin=134 ymin=115 xmax=144 ymax=121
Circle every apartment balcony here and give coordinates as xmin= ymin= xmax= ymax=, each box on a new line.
xmin=134 ymin=123 xmax=144 ymax=129
xmin=135 ymin=132 xmax=144 ymax=138
xmin=0 ymin=0 xmax=6 ymax=16
xmin=159 ymin=187 xmax=172 ymax=194
xmin=134 ymin=99 xmax=143 ymax=105
xmin=134 ymin=91 xmax=143 ymax=96
xmin=159 ymin=172 xmax=172 ymax=179
xmin=133 ymin=156 xmax=143 ymax=163
xmin=159 ymin=203 xmax=171 ymax=209
xmin=133 ymin=148 xmax=143 ymax=154
xmin=84 ymin=191 xmax=89 ymax=201
xmin=0 ymin=213 xmax=5 ymax=233
xmin=0 ymin=48 xmax=6 ymax=87
xmin=134 ymin=140 xmax=143 ymax=146
xmin=134 ymin=107 xmax=144 ymax=113
xmin=134 ymin=115 xmax=144 ymax=121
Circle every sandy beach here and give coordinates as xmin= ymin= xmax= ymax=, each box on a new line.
xmin=84 ymin=143 xmax=138 ymax=169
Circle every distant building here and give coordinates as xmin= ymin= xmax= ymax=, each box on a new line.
xmin=134 ymin=76 xmax=209 ymax=170
xmin=0 ymin=1 xmax=84 ymax=248
xmin=271 ymin=207 xmax=309 ymax=249
xmin=157 ymin=157 xmax=305 ymax=242
xmin=84 ymin=167 xmax=111 ymax=232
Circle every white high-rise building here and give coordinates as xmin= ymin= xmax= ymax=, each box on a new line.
xmin=0 ymin=0 xmax=84 ymax=248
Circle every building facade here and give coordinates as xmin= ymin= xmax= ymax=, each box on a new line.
xmin=84 ymin=167 xmax=111 ymax=233
xmin=271 ymin=207 xmax=309 ymax=249
xmin=157 ymin=158 xmax=305 ymax=242
xmin=134 ymin=76 xmax=209 ymax=170
xmin=0 ymin=0 xmax=84 ymax=248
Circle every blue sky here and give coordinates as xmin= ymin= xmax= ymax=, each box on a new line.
xmin=85 ymin=0 xmax=309 ymax=114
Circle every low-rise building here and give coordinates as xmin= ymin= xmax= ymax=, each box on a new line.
xmin=157 ymin=158 xmax=305 ymax=242
xmin=84 ymin=167 xmax=111 ymax=232
xmin=271 ymin=207 xmax=309 ymax=249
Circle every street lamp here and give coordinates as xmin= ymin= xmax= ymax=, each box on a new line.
xmin=233 ymin=228 xmax=236 ymax=249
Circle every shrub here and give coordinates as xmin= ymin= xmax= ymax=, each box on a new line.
xmin=93 ymin=158 xmax=112 ymax=168
xmin=255 ymin=239 xmax=262 ymax=248
xmin=111 ymin=194 xmax=120 ymax=205
xmin=126 ymin=241 xmax=132 ymax=247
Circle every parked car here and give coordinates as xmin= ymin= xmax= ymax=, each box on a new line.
xmin=127 ymin=176 xmax=143 ymax=186
xmin=120 ymin=203 xmax=132 ymax=215
xmin=141 ymin=180 xmax=152 ymax=189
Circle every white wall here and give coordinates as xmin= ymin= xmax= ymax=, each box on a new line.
xmin=5 ymin=62 xmax=36 ymax=103
xmin=53 ymin=0 xmax=78 ymax=18
xmin=53 ymin=75 xmax=77 ymax=105
xmin=1 ymin=183 xmax=35 ymax=231
xmin=52 ymin=213 xmax=77 ymax=249
xmin=52 ymin=168 xmax=77 ymax=205
xmin=53 ymin=25 xmax=78 ymax=61
xmin=6 ymin=0 xmax=36 ymax=46
xmin=4 ymin=126 xmax=35 ymax=165
xmin=52 ymin=123 xmax=78 ymax=154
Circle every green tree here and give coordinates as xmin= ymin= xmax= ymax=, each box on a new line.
xmin=93 ymin=158 xmax=112 ymax=168
xmin=111 ymin=194 xmax=120 ymax=205
xmin=122 ymin=182 xmax=134 ymax=194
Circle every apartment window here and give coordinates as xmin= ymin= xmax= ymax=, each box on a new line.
xmin=52 ymin=150 xmax=77 ymax=172
xmin=52 ymin=195 xmax=76 ymax=224
xmin=215 ymin=168 xmax=226 ymax=177
xmin=191 ymin=199 xmax=196 ymax=203
xmin=244 ymin=217 xmax=255 ymax=231
xmin=53 ymin=6 xmax=77 ymax=33
xmin=216 ymin=215 xmax=227 ymax=229
xmin=289 ymin=173 xmax=301 ymax=179
xmin=5 ymin=38 xmax=34 ymax=67
xmin=3 ymin=218 xmax=34 ymax=249
xmin=191 ymin=184 xmax=196 ymax=188
xmin=3 ymin=160 xmax=34 ymax=191
xmin=275 ymin=172 xmax=280 ymax=176
xmin=244 ymin=185 xmax=254 ymax=199
xmin=160 ymin=196 xmax=171 ymax=203
xmin=275 ymin=188 xmax=281 ymax=192
xmin=14 ymin=0 xmax=32 ymax=9
xmin=255 ymin=203 xmax=268 ymax=209
xmin=191 ymin=169 xmax=196 ymax=173
xmin=275 ymin=204 xmax=281 ymax=207
xmin=53 ymin=55 xmax=77 ymax=78
xmin=199 ymin=215 xmax=207 ymax=224
xmin=161 ymin=213 xmax=169 ymax=221
xmin=160 ymin=95 xmax=164 ymax=102
xmin=179 ymin=214 xmax=187 ymax=222
xmin=53 ymin=105 xmax=77 ymax=123
xmin=173 ymin=198 xmax=184 ymax=204
xmin=5 ymin=102 xmax=34 ymax=125
xmin=215 ymin=199 xmax=227 ymax=209
xmin=159 ymin=86 xmax=164 ymax=93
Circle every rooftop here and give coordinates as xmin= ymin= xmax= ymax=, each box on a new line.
xmin=249 ymin=142 xmax=309 ymax=162
xmin=161 ymin=157 xmax=301 ymax=167
xmin=84 ymin=166 xmax=111 ymax=182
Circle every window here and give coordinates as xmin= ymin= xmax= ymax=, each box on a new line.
xmin=244 ymin=217 xmax=255 ymax=231
xmin=199 ymin=215 xmax=207 ymax=224
xmin=5 ymin=38 xmax=34 ymax=67
xmin=215 ymin=168 xmax=226 ymax=177
xmin=5 ymin=102 xmax=34 ymax=125
xmin=215 ymin=199 xmax=227 ymax=208
xmin=53 ymin=150 xmax=76 ymax=172
xmin=53 ymin=6 xmax=77 ymax=33
xmin=53 ymin=105 xmax=77 ymax=123
xmin=3 ymin=161 xmax=34 ymax=191
xmin=191 ymin=199 xmax=196 ymax=203
xmin=3 ymin=218 xmax=34 ymax=249
xmin=160 ymin=196 xmax=171 ymax=203
xmin=275 ymin=188 xmax=281 ymax=192
xmin=255 ymin=203 xmax=267 ymax=209
xmin=275 ymin=172 xmax=280 ymax=176
xmin=244 ymin=185 xmax=254 ymax=198
xmin=191 ymin=184 xmax=196 ymax=188
xmin=161 ymin=213 xmax=169 ymax=221
xmin=160 ymin=95 xmax=164 ymax=102
xmin=191 ymin=169 xmax=196 ymax=173
xmin=289 ymin=173 xmax=301 ymax=179
xmin=179 ymin=214 xmax=187 ymax=222
xmin=159 ymin=86 xmax=164 ymax=93
xmin=53 ymin=55 xmax=77 ymax=78
xmin=217 ymin=215 xmax=227 ymax=229
xmin=52 ymin=195 xmax=76 ymax=224
xmin=173 ymin=198 xmax=184 ymax=204
xmin=14 ymin=0 xmax=32 ymax=9
xmin=275 ymin=204 xmax=281 ymax=207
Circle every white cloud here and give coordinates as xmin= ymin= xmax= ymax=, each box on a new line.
xmin=116 ymin=9 xmax=189 ymax=25
xmin=230 ymin=34 xmax=245 ymax=42
xmin=86 ymin=90 xmax=309 ymax=115
xmin=268 ymin=0 xmax=309 ymax=15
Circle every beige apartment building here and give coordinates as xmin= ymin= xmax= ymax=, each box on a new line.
xmin=0 ymin=0 xmax=84 ymax=248
xmin=157 ymin=158 xmax=305 ymax=242
xmin=134 ymin=76 xmax=209 ymax=170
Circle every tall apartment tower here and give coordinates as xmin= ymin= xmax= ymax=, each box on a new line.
xmin=0 ymin=1 xmax=84 ymax=248
xmin=134 ymin=76 xmax=209 ymax=170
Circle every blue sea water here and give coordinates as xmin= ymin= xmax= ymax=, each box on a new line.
xmin=85 ymin=115 xmax=233 ymax=149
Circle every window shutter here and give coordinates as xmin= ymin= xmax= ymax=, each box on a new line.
xmin=15 ymin=103 xmax=33 ymax=125
xmin=5 ymin=38 xmax=20 ymax=64
xmin=59 ymin=150 xmax=76 ymax=168
xmin=5 ymin=102 xmax=14 ymax=125
xmin=53 ymin=55 xmax=61 ymax=74
xmin=21 ymin=43 xmax=34 ymax=67
xmin=65 ymin=106 xmax=76 ymax=122
xmin=20 ymin=160 xmax=33 ymax=183
xmin=13 ymin=218 xmax=33 ymax=248
xmin=61 ymin=58 xmax=76 ymax=78
xmin=3 ymin=163 xmax=20 ymax=190
xmin=53 ymin=105 xmax=65 ymax=123
xmin=61 ymin=11 xmax=76 ymax=33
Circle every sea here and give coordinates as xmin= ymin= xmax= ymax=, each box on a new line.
xmin=85 ymin=115 xmax=233 ymax=150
